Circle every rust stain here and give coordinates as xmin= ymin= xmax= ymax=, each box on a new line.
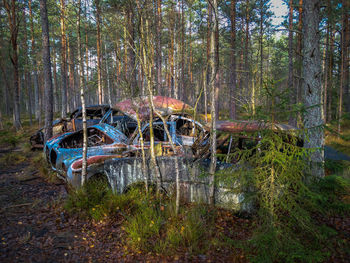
xmin=216 ymin=120 xmax=297 ymax=133
xmin=115 ymin=96 xmax=193 ymax=121
xmin=71 ymin=155 xmax=123 ymax=170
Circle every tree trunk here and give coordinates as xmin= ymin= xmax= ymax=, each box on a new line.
xmin=22 ymin=8 xmax=33 ymax=125
xmin=229 ymin=0 xmax=237 ymax=120
xmin=328 ymin=28 xmax=335 ymax=122
xmin=28 ymin=0 xmax=40 ymax=122
xmin=52 ymin=46 xmax=60 ymax=113
xmin=209 ymin=0 xmax=218 ymax=205
xmin=343 ymin=0 xmax=350 ymax=114
xmin=67 ymin=35 xmax=75 ymax=112
xmin=244 ymin=0 xmax=250 ymax=96
xmin=288 ymin=0 xmax=296 ymax=126
xmin=104 ymin=38 xmax=112 ymax=105
xmin=95 ymin=0 xmax=103 ymax=104
xmin=168 ymin=4 xmax=175 ymax=98
xmin=126 ymin=4 xmax=137 ymax=97
xmin=60 ymin=0 xmax=68 ymax=118
xmin=77 ymin=0 xmax=87 ymax=184
xmin=259 ymin=0 xmax=264 ymax=91
xmin=323 ymin=0 xmax=331 ymax=123
xmin=180 ymin=0 xmax=185 ymax=101
xmin=188 ymin=5 xmax=193 ymax=102
xmin=339 ymin=0 xmax=350 ymax=130
xmin=4 ymin=0 xmax=21 ymax=130
xmin=297 ymin=0 xmax=303 ymax=125
xmin=302 ymin=0 xmax=324 ymax=178
xmin=155 ymin=0 xmax=162 ymax=95
xmin=39 ymin=0 xmax=53 ymax=142
xmin=85 ymin=0 xmax=89 ymax=102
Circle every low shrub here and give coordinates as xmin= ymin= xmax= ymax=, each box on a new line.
xmin=217 ymin=129 xmax=350 ymax=262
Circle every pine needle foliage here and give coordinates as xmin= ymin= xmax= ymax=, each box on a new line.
xmin=217 ymin=129 xmax=332 ymax=262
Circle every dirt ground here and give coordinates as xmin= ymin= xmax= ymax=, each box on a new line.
xmin=0 ymin=146 xmax=248 ymax=263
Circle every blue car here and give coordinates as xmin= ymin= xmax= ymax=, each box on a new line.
xmin=44 ymin=123 xmax=128 ymax=177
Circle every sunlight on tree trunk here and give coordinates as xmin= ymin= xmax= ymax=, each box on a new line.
xmin=208 ymin=0 xmax=218 ymax=205
xmin=77 ymin=0 xmax=87 ymax=184
xmin=302 ymin=0 xmax=324 ymax=178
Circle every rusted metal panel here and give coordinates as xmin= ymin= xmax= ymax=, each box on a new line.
xmin=115 ymin=96 xmax=193 ymax=121
xmin=30 ymin=105 xmax=111 ymax=149
xmin=216 ymin=120 xmax=297 ymax=133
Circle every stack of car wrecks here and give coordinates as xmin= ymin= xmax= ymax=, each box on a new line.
xmin=32 ymin=96 xmax=300 ymax=209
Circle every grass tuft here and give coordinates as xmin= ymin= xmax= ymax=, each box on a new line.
xmin=0 ymin=152 xmax=26 ymax=167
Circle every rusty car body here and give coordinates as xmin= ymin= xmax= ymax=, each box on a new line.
xmin=30 ymin=105 xmax=111 ymax=149
xmin=44 ymin=96 xmax=304 ymax=189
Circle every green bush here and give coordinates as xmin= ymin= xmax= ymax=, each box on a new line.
xmin=64 ymin=180 xmax=147 ymax=221
xmin=217 ymin=129 xmax=343 ymax=262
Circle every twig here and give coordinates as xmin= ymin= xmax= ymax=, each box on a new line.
xmin=1 ymin=203 xmax=33 ymax=212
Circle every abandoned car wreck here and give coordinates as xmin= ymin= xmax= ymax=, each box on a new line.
xmin=30 ymin=105 xmax=111 ymax=149
xmin=44 ymin=96 xmax=302 ymax=210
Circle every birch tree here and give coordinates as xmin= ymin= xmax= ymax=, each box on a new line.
xmin=208 ymin=0 xmax=218 ymax=205
xmin=77 ymin=0 xmax=87 ymax=184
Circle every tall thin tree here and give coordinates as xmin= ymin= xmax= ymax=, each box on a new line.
xmin=77 ymin=0 xmax=87 ymax=184
xmin=60 ymin=0 xmax=68 ymax=117
xmin=208 ymin=0 xmax=218 ymax=205
xmin=3 ymin=0 xmax=21 ymax=130
xmin=39 ymin=0 xmax=53 ymax=142
xmin=230 ymin=0 xmax=237 ymax=120
xmin=28 ymin=0 xmax=40 ymax=122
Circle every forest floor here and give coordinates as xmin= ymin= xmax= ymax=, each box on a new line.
xmin=0 ymin=121 xmax=349 ymax=262
xmin=0 ymin=125 xmax=249 ymax=262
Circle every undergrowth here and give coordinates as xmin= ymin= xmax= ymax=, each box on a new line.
xmin=31 ymin=153 xmax=58 ymax=182
xmin=0 ymin=152 xmax=26 ymax=167
xmin=217 ymin=129 xmax=350 ymax=262
xmin=65 ymin=182 xmax=219 ymax=255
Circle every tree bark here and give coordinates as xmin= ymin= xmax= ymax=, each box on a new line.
xmin=168 ymin=3 xmax=175 ymax=98
xmin=39 ymin=0 xmax=53 ymax=142
xmin=297 ymin=0 xmax=303 ymax=124
xmin=67 ymin=35 xmax=76 ymax=112
xmin=180 ymin=0 xmax=185 ymax=101
xmin=259 ymin=0 xmax=264 ymax=91
xmin=28 ymin=0 xmax=40 ymax=122
xmin=126 ymin=3 xmax=137 ymax=96
xmin=77 ymin=0 xmax=87 ymax=184
xmin=339 ymin=0 xmax=350 ymax=128
xmin=229 ymin=0 xmax=237 ymax=120
xmin=104 ymin=38 xmax=112 ymax=105
xmin=208 ymin=0 xmax=218 ymax=205
xmin=3 ymin=0 xmax=21 ymax=130
xmin=60 ymin=0 xmax=68 ymax=118
xmin=22 ymin=8 xmax=33 ymax=125
xmin=328 ymin=28 xmax=335 ymax=122
xmin=302 ymin=0 xmax=324 ymax=178
xmin=323 ymin=0 xmax=331 ymax=123
xmin=343 ymin=0 xmax=350 ymax=114
xmin=244 ymin=0 xmax=250 ymax=96
xmin=288 ymin=0 xmax=296 ymax=126
xmin=52 ymin=46 xmax=60 ymax=113
xmin=95 ymin=0 xmax=103 ymax=104
xmin=155 ymin=0 xmax=162 ymax=95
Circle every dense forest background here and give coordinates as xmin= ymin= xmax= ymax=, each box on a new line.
xmin=0 ymin=0 xmax=349 ymax=130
